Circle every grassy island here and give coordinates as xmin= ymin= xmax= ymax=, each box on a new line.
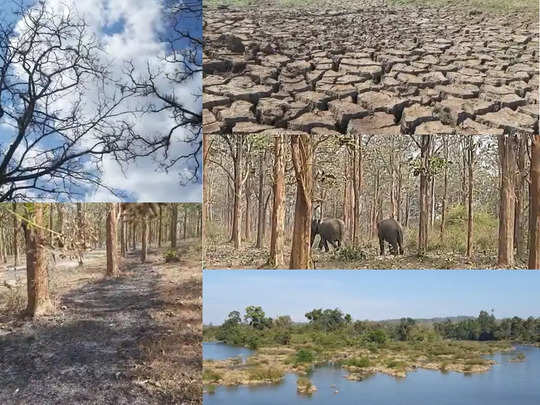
xmin=204 ymin=307 xmax=540 ymax=390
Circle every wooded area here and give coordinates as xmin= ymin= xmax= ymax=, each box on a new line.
xmin=204 ymin=134 xmax=539 ymax=269
xmin=0 ymin=202 xmax=202 ymax=403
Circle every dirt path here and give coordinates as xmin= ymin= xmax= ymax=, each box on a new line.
xmin=203 ymin=0 xmax=538 ymax=136
xmin=0 ymin=244 xmax=202 ymax=404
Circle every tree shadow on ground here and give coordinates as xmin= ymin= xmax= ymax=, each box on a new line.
xmin=0 ymin=272 xmax=170 ymax=404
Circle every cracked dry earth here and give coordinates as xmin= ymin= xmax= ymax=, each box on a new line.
xmin=203 ymin=1 xmax=539 ymax=137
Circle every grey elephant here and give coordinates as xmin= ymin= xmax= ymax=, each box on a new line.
xmin=311 ymin=218 xmax=345 ymax=252
xmin=377 ymin=218 xmax=404 ymax=255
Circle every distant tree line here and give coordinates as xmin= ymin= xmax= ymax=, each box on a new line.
xmin=434 ymin=310 xmax=540 ymax=342
xmin=204 ymin=307 xmax=540 ymax=349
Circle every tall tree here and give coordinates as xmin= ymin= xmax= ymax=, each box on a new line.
xmin=290 ymin=133 xmax=313 ymax=269
xmin=529 ymin=135 xmax=540 ymax=269
xmin=514 ymin=134 xmax=527 ymax=258
xmin=170 ymin=204 xmax=178 ymax=248
xmin=466 ymin=136 xmax=475 ymax=258
xmin=255 ymin=150 xmax=267 ymax=248
xmin=12 ymin=202 xmax=18 ymax=266
xmin=268 ymin=133 xmax=285 ymax=267
xmin=141 ymin=219 xmax=148 ymax=263
xmin=497 ymin=135 xmax=517 ymax=267
xmin=440 ymin=136 xmax=449 ymax=242
xmin=106 ymin=203 xmax=120 ymax=276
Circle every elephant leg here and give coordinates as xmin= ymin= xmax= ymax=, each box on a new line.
xmin=318 ymin=238 xmax=324 ymax=250
xmin=323 ymin=239 xmax=330 ymax=252
xmin=391 ymin=241 xmax=399 ymax=255
xmin=330 ymin=240 xmax=338 ymax=250
xmin=379 ymin=238 xmax=385 ymax=256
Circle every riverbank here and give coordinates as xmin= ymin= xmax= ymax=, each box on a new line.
xmin=203 ymin=340 xmax=514 ymax=389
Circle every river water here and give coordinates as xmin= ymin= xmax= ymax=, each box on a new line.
xmin=203 ymin=343 xmax=540 ymax=404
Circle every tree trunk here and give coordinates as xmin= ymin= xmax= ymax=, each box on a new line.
xmin=514 ymin=134 xmax=526 ymax=259
xmin=244 ymin=183 xmax=251 ymax=242
xmin=132 ymin=222 xmax=137 ymax=250
xmin=56 ymin=204 xmax=64 ymax=241
xmin=158 ymin=205 xmax=163 ymax=248
xmin=528 ymin=135 xmax=540 ymax=269
xmin=269 ymin=135 xmax=285 ymax=267
xmin=352 ymin=135 xmax=362 ymax=244
xmin=231 ymin=135 xmax=244 ymax=248
xmin=466 ymin=136 xmax=474 ymax=258
xmin=48 ymin=203 xmax=54 ymax=246
xmin=418 ymin=135 xmax=431 ymax=256
xmin=352 ymin=137 xmax=359 ymax=244
xmin=440 ymin=137 xmax=449 ymax=242
xmin=170 ymin=204 xmax=178 ymax=248
xmin=183 ymin=206 xmax=188 ymax=239
xmin=106 ymin=203 xmax=119 ymax=276
xmin=343 ymin=158 xmax=350 ymax=235
xmin=203 ymin=133 xmax=210 ymax=250
xmin=290 ymin=134 xmax=313 ymax=269
xmin=461 ymin=139 xmax=467 ymax=207
xmin=390 ymin=140 xmax=397 ymax=219
xmin=141 ymin=220 xmax=148 ymax=263
xmin=497 ymin=135 xmax=517 ymax=267
xmin=23 ymin=205 xmax=51 ymax=317
xmin=12 ymin=202 xmax=18 ymax=267
xmin=0 ymin=227 xmax=5 ymax=263
xmin=120 ymin=216 xmax=126 ymax=258
xmin=397 ymin=161 xmax=402 ymax=223
xmin=405 ymin=193 xmax=410 ymax=228
xmin=256 ymin=151 xmax=266 ymax=248
xmin=76 ymin=202 xmax=85 ymax=266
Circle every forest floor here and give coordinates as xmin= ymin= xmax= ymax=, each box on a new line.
xmin=204 ymin=237 xmax=528 ymax=269
xmin=204 ymin=0 xmax=538 ymax=137
xmin=0 ymin=240 xmax=202 ymax=405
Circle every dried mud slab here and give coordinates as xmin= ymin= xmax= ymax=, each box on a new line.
xmin=203 ymin=0 xmax=539 ymax=136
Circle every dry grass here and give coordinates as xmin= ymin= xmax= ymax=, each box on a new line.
xmin=133 ymin=239 xmax=202 ymax=404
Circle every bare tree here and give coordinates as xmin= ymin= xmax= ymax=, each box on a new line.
xmin=0 ymin=1 xmax=201 ymax=200
xmin=125 ymin=0 xmax=202 ymax=184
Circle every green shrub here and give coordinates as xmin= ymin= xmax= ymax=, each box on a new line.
xmin=366 ymin=329 xmax=387 ymax=344
xmin=164 ymin=249 xmax=180 ymax=263
xmin=274 ymin=330 xmax=292 ymax=345
xmin=203 ymin=369 xmax=222 ymax=383
xmin=247 ymin=335 xmax=260 ymax=350
xmin=345 ymin=357 xmax=370 ymax=368
xmin=386 ymin=360 xmax=406 ymax=369
xmin=248 ymin=367 xmax=284 ymax=381
xmin=295 ymin=349 xmax=314 ymax=364
xmin=334 ymin=246 xmax=368 ymax=261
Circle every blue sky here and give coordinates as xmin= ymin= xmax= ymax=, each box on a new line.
xmin=203 ymin=271 xmax=540 ymax=325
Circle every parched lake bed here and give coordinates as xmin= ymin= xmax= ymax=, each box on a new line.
xmin=203 ymin=343 xmax=540 ymax=404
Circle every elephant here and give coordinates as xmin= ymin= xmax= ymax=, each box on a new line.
xmin=377 ymin=218 xmax=404 ymax=256
xmin=311 ymin=218 xmax=345 ymax=252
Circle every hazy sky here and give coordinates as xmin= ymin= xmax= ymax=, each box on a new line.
xmin=203 ymin=270 xmax=540 ymax=325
